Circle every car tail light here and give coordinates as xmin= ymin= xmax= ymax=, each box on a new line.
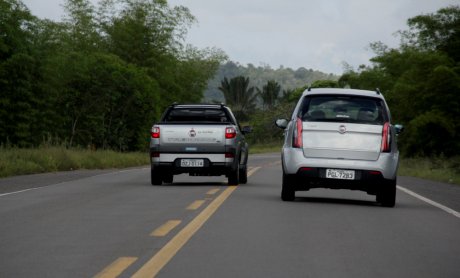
xmin=151 ymin=126 xmax=160 ymax=138
xmin=293 ymin=117 xmax=303 ymax=148
xmin=225 ymin=127 xmax=236 ymax=139
xmin=151 ymin=152 xmax=160 ymax=157
xmin=225 ymin=152 xmax=234 ymax=158
xmin=369 ymin=171 xmax=381 ymax=175
xmin=299 ymin=167 xmax=313 ymax=171
xmin=381 ymin=122 xmax=391 ymax=152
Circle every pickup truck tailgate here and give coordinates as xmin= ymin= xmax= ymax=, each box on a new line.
xmin=159 ymin=125 xmax=226 ymax=151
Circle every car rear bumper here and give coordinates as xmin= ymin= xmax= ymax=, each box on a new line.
xmin=286 ymin=167 xmax=393 ymax=194
xmin=282 ymin=147 xmax=399 ymax=180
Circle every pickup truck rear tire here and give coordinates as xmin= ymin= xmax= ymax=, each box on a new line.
xmin=163 ymin=175 xmax=173 ymax=184
xmin=151 ymin=168 xmax=162 ymax=185
xmin=228 ymin=168 xmax=239 ymax=185
xmin=239 ymin=164 xmax=248 ymax=184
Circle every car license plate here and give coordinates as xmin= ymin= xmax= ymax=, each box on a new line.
xmin=180 ymin=159 xmax=204 ymax=167
xmin=326 ymin=169 xmax=355 ymax=180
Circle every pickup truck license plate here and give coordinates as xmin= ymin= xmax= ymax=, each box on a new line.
xmin=326 ymin=169 xmax=355 ymax=180
xmin=180 ymin=159 xmax=204 ymax=167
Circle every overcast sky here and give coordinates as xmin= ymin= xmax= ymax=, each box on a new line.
xmin=22 ymin=0 xmax=459 ymax=74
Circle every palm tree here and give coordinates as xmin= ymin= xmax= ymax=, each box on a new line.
xmin=257 ymin=80 xmax=281 ymax=110
xmin=218 ymin=76 xmax=258 ymax=121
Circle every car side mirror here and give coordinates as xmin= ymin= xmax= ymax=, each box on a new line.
xmin=394 ymin=124 xmax=404 ymax=135
xmin=242 ymin=126 xmax=252 ymax=134
xmin=275 ymin=119 xmax=289 ymax=129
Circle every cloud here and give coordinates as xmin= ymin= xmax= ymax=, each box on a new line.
xmin=23 ymin=0 xmax=460 ymax=74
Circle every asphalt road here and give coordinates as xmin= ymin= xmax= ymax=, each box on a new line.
xmin=0 ymin=153 xmax=459 ymax=278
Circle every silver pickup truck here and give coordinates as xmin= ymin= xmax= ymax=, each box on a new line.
xmin=149 ymin=104 xmax=251 ymax=185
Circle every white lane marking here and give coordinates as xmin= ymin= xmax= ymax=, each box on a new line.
xmin=0 ymin=188 xmax=39 ymax=197
xmin=0 ymin=167 xmax=150 ymax=198
xmin=397 ymin=185 xmax=460 ymax=219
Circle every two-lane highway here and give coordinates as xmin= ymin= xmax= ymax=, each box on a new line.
xmin=1 ymin=154 xmax=459 ymax=277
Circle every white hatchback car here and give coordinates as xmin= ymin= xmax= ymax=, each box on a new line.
xmin=276 ymin=88 xmax=403 ymax=207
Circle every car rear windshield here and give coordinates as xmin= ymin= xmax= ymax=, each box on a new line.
xmin=163 ymin=108 xmax=232 ymax=123
xmin=298 ymin=95 xmax=388 ymax=125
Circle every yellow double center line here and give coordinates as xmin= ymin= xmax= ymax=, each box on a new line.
xmin=132 ymin=166 xmax=261 ymax=277
xmin=94 ymin=167 xmax=261 ymax=278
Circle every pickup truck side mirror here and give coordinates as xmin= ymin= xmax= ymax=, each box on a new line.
xmin=275 ymin=119 xmax=289 ymax=129
xmin=241 ymin=126 xmax=252 ymax=134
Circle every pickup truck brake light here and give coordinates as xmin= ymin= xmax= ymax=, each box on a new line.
xmin=225 ymin=127 xmax=236 ymax=139
xmin=151 ymin=127 xmax=160 ymax=138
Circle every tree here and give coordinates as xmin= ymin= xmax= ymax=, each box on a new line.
xmin=0 ymin=0 xmax=41 ymax=146
xmin=339 ymin=5 xmax=460 ymax=157
xmin=0 ymin=0 xmax=226 ymax=150
xmin=257 ymin=80 xmax=281 ymax=110
xmin=218 ymin=76 xmax=258 ymax=121
xmin=311 ymin=79 xmax=339 ymax=88
xmin=401 ymin=5 xmax=460 ymax=61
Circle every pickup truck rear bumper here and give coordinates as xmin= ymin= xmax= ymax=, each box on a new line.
xmin=153 ymin=161 xmax=233 ymax=176
xmin=150 ymin=152 xmax=237 ymax=176
xmin=151 ymin=153 xmax=230 ymax=163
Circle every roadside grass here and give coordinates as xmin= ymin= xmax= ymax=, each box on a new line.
xmin=0 ymin=146 xmax=148 ymax=178
xmin=250 ymin=142 xmax=282 ymax=154
xmin=398 ymin=156 xmax=460 ymax=185
xmin=1 ymin=144 xmax=459 ymax=185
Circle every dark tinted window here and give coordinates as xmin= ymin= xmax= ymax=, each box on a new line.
xmin=298 ymin=95 xmax=388 ymax=124
xmin=164 ymin=108 xmax=230 ymax=123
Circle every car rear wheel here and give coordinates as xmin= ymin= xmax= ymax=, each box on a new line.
xmin=239 ymin=164 xmax=248 ymax=184
xmin=151 ymin=168 xmax=162 ymax=185
xmin=281 ymin=172 xmax=295 ymax=201
xmin=377 ymin=179 xmax=396 ymax=207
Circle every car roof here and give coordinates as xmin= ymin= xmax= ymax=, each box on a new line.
xmin=303 ymin=88 xmax=385 ymax=99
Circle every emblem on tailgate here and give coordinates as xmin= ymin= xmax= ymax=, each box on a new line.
xmin=188 ymin=128 xmax=196 ymax=137
xmin=338 ymin=125 xmax=347 ymax=134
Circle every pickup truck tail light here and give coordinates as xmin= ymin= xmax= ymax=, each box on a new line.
xmin=225 ymin=127 xmax=236 ymax=139
xmin=292 ymin=117 xmax=303 ymax=148
xmin=151 ymin=127 xmax=160 ymax=138
xmin=381 ymin=122 xmax=391 ymax=152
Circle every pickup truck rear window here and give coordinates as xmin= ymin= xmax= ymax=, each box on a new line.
xmin=163 ymin=108 xmax=231 ymax=123
xmin=298 ymin=95 xmax=388 ymax=125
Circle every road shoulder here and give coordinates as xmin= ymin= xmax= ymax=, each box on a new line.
xmin=398 ymin=176 xmax=460 ymax=213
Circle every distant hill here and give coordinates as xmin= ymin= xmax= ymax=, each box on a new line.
xmin=203 ymin=61 xmax=339 ymax=102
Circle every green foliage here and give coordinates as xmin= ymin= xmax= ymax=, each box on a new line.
xmin=311 ymin=79 xmax=339 ymax=88
xmin=205 ymin=61 xmax=338 ymax=103
xmin=248 ymin=101 xmax=293 ymax=145
xmin=257 ymin=80 xmax=281 ymax=110
xmin=340 ymin=5 xmax=460 ymax=157
xmin=402 ymin=110 xmax=457 ymax=156
xmin=0 ymin=0 xmax=225 ymax=151
xmin=401 ymin=5 xmax=460 ymax=62
xmin=218 ymin=76 xmax=258 ymax=121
